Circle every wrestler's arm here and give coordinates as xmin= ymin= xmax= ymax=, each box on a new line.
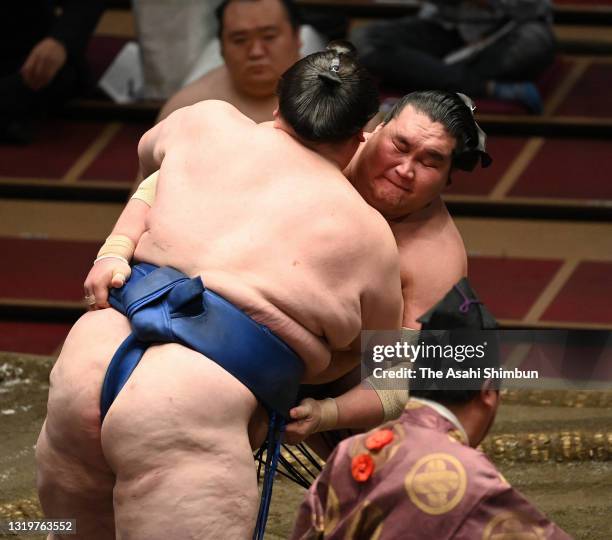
xmin=85 ymin=112 xmax=173 ymax=303
xmin=138 ymin=119 xmax=168 ymax=179
xmin=287 ymin=230 xmax=403 ymax=440
xmin=285 ymin=363 xmax=399 ymax=444
xmin=83 ymin=173 xmax=158 ymax=309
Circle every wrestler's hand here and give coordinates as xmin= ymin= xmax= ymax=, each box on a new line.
xmin=83 ymin=257 xmax=132 ymax=311
xmin=21 ymin=38 xmax=67 ymax=91
xmin=285 ymin=398 xmax=323 ymax=445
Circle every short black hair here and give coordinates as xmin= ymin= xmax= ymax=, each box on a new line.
xmin=383 ymin=91 xmax=484 ymax=172
xmin=410 ymin=279 xmax=500 ymax=406
xmin=409 ymin=329 xmax=501 ymax=406
xmin=277 ymin=41 xmax=379 ymax=143
xmin=215 ymin=0 xmax=301 ymax=40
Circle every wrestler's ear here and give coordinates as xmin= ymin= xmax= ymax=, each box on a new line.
xmin=357 ymin=130 xmax=366 ymax=143
xmin=480 ymin=379 xmax=499 ymax=410
xmin=272 ymin=108 xmax=279 ymax=119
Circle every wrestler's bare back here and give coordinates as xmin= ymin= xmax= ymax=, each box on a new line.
xmin=37 ymin=101 xmax=402 ymax=539
xmin=137 ymin=100 xmax=401 ymax=379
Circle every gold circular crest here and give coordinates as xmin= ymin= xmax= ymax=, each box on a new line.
xmin=404 ymin=453 xmax=467 ymax=515
xmin=482 ymin=511 xmax=546 ymax=540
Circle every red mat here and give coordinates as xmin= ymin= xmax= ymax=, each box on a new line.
xmin=509 ymin=138 xmax=612 ymax=200
xmin=448 ymin=137 xmax=526 ymax=196
xmin=468 ymin=256 xmax=563 ymax=320
xmin=555 ymin=63 xmax=612 ymax=118
xmin=80 ymin=123 xmax=148 ymax=183
xmin=542 ymin=261 xmax=612 ymax=325
xmin=0 ymin=321 xmax=72 ymax=356
xmin=0 ymin=121 xmax=103 ymax=179
xmin=0 ymin=237 xmax=97 ymax=302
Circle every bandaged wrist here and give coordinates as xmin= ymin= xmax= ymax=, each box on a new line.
xmin=96 ymin=234 xmax=135 ymax=262
xmin=94 ymin=254 xmax=130 ymax=266
xmin=365 ymin=365 xmax=410 ymax=422
xmin=316 ymin=397 xmax=339 ymax=432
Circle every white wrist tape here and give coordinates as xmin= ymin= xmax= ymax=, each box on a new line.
xmin=316 ymin=397 xmax=339 ymax=432
xmin=96 ymin=234 xmax=135 ymax=262
xmin=94 ymin=254 xmax=130 ymax=266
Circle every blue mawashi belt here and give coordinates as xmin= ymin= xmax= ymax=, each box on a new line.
xmin=101 ymin=263 xmax=303 ymax=420
xmin=100 ymin=263 xmax=304 ymax=539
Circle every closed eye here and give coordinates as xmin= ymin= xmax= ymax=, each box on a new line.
xmin=393 ymin=140 xmax=409 ymax=153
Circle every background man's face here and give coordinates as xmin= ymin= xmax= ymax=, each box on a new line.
xmin=221 ymin=0 xmax=301 ymax=98
xmin=353 ymin=105 xmax=456 ymax=220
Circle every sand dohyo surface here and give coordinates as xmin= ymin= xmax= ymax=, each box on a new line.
xmin=1 ymin=352 xmax=611 ymax=539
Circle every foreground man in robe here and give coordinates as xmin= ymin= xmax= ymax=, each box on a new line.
xmin=35 ymin=45 xmax=402 ymax=540
xmin=291 ymin=291 xmax=571 ymax=539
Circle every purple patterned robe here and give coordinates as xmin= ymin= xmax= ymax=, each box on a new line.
xmin=291 ymin=400 xmax=572 ymax=539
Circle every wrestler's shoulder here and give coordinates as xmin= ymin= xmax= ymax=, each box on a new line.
xmin=167 ymin=99 xmax=252 ymax=128
xmin=357 ymin=202 xmax=399 ymax=253
xmin=397 ymin=212 xmax=467 ymax=282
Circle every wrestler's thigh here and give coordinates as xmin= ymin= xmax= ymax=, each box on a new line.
xmin=45 ymin=309 xmax=131 ymax=450
xmin=37 ymin=309 xmax=131 ymax=538
xmin=101 ymin=343 xmax=260 ymax=539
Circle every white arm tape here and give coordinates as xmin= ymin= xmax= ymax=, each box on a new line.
xmin=131 ymin=170 xmax=159 ymax=206
xmin=365 ymin=327 xmax=417 ymax=421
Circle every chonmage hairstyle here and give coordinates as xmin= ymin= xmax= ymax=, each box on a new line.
xmin=276 ymin=40 xmax=380 ymax=143
xmin=383 ymin=90 xmax=492 ymax=172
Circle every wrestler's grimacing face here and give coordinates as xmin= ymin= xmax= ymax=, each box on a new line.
xmin=221 ymin=0 xmax=301 ymax=98
xmin=353 ymin=105 xmax=455 ymax=220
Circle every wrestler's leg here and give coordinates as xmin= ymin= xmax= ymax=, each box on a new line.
xmin=36 ymin=309 xmax=132 ymax=540
xmin=102 ymin=343 xmax=261 ymax=539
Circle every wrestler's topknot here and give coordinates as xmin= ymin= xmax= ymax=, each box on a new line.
xmin=277 ymin=40 xmax=379 ymax=143
xmin=383 ymin=90 xmax=492 ymax=171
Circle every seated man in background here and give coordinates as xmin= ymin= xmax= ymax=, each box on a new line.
xmin=351 ymin=0 xmax=555 ymax=113
xmin=157 ymin=0 xmax=305 ymax=123
xmin=0 ymin=0 xmax=104 ymax=143
xmin=37 ymin=44 xmax=403 ymax=540
xmin=291 ymin=293 xmax=571 ymax=539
